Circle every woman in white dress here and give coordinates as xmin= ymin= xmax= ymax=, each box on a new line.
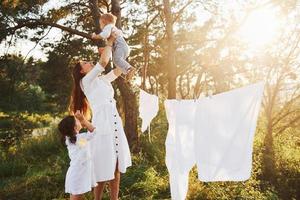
xmin=69 ymin=38 xmax=132 ymax=200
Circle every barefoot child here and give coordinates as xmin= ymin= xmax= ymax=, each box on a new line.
xmin=91 ymin=13 xmax=135 ymax=80
xmin=58 ymin=111 xmax=97 ymax=200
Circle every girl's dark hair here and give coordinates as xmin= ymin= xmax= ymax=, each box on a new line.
xmin=69 ymin=62 xmax=90 ymax=118
xmin=58 ymin=116 xmax=77 ymax=144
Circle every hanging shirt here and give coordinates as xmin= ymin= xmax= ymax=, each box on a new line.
xmin=195 ymin=82 xmax=264 ymax=182
xmin=164 ymin=100 xmax=197 ymax=200
xmin=139 ymin=89 xmax=159 ymax=133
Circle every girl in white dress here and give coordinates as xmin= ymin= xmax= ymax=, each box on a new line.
xmin=69 ymin=42 xmax=132 ymax=200
xmin=58 ymin=111 xmax=97 ymax=200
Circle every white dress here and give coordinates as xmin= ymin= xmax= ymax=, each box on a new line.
xmin=81 ymin=63 xmax=132 ymax=182
xmin=65 ymin=132 xmax=97 ymax=195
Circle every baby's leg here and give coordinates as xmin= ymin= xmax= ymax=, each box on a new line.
xmin=113 ymin=47 xmax=132 ymax=74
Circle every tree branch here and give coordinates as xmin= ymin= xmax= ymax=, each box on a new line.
xmin=172 ymin=0 xmax=194 ymax=24
xmin=5 ymin=19 xmax=93 ymax=39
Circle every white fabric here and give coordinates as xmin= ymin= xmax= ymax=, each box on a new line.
xmin=195 ymin=82 xmax=264 ymax=182
xmin=98 ymin=24 xmax=123 ymax=39
xmin=165 ymin=100 xmax=196 ymax=200
xmin=81 ymin=63 xmax=132 ymax=182
xmin=65 ymin=131 xmax=97 ymax=195
xmin=139 ymin=89 xmax=159 ymax=132
xmin=164 ymin=82 xmax=264 ymax=200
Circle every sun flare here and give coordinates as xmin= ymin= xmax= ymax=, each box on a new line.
xmin=238 ymin=8 xmax=280 ymax=48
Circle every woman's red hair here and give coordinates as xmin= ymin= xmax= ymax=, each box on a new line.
xmin=69 ymin=62 xmax=90 ymax=118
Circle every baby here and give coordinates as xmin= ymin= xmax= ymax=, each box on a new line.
xmin=91 ymin=13 xmax=135 ymax=80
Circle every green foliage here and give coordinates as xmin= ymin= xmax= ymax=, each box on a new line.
xmin=0 ymin=112 xmax=55 ymax=149
xmin=0 ymin=54 xmax=48 ymax=112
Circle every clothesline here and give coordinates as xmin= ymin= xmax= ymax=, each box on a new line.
xmin=116 ymin=64 xmax=268 ymax=99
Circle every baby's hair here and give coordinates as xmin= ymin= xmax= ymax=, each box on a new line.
xmin=58 ymin=116 xmax=77 ymax=145
xmin=100 ymin=13 xmax=117 ymax=25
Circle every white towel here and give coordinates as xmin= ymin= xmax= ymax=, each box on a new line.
xmin=139 ymin=89 xmax=159 ymax=133
xmin=195 ymin=82 xmax=264 ymax=182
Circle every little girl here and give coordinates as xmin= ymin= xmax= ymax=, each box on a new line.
xmin=91 ymin=13 xmax=135 ymax=80
xmin=58 ymin=110 xmax=97 ymax=200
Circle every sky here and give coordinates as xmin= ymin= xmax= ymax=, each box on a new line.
xmin=0 ymin=0 xmax=67 ymax=61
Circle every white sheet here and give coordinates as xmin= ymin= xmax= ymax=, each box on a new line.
xmin=195 ymin=82 xmax=264 ymax=181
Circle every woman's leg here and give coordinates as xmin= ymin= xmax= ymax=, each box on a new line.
xmin=94 ymin=182 xmax=106 ymax=200
xmin=109 ymin=161 xmax=120 ymax=200
xmin=70 ymin=194 xmax=82 ymax=200
xmin=99 ymin=46 xmax=112 ymax=67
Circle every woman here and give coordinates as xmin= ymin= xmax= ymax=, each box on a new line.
xmin=69 ymin=37 xmax=132 ymax=200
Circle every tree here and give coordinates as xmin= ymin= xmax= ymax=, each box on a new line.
xmin=1 ymin=0 xmax=139 ymax=151
xmin=163 ymin=0 xmax=176 ymax=99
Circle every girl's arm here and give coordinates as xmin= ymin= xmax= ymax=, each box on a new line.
xmin=75 ymin=111 xmax=95 ymax=133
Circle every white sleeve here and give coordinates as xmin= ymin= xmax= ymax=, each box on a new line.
xmin=82 ymin=63 xmax=105 ymax=89
xmin=99 ymin=24 xmax=114 ymax=39
xmin=102 ymin=70 xmax=118 ymax=83
xmin=82 ymin=130 xmax=96 ymax=141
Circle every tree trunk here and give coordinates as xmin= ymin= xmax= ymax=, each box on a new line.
xmin=263 ymin=114 xmax=276 ymax=183
xmin=111 ymin=0 xmax=139 ymax=153
xmin=163 ymin=0 xmax=177 ymax=99
xmin=262 ymin=84 xmax=277 ymax=184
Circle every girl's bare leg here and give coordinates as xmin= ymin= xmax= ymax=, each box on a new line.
xmin=94 ymin=182 xmax=106 ymax=200
xmin=109 ymin=161 xmax=120 ymax=200
xmin=70 ymin=194 xmax=82 ymax=200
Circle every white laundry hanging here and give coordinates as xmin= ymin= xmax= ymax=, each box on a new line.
xmin=164 ymin=82 xmax=265 ymax=200
xmin=139 ymin=89 xmax=159 ymax=134
xmin=165 ymin=100 xmax=197 ymax=200
xmin=195 ymin=81 xmax=264 ymax=182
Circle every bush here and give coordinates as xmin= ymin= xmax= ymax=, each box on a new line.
xmin=0 ymin=159 xmax=27 ymax=178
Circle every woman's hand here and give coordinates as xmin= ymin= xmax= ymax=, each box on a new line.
xmin=106 ymin=31 xmax=117 ymax=46
xmin=98 ymin=47 xmax=105 ymax=55
xmin=91 ymin=33 xmax=101 ymax=40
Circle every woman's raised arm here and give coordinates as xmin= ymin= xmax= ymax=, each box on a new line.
xmin=103 ymin=67 xmax=122 ymax=83
xmin=82 ymin=61 xmax=105 ymax=87
xmin=82 ymin=43 xmax=115 ymax=87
